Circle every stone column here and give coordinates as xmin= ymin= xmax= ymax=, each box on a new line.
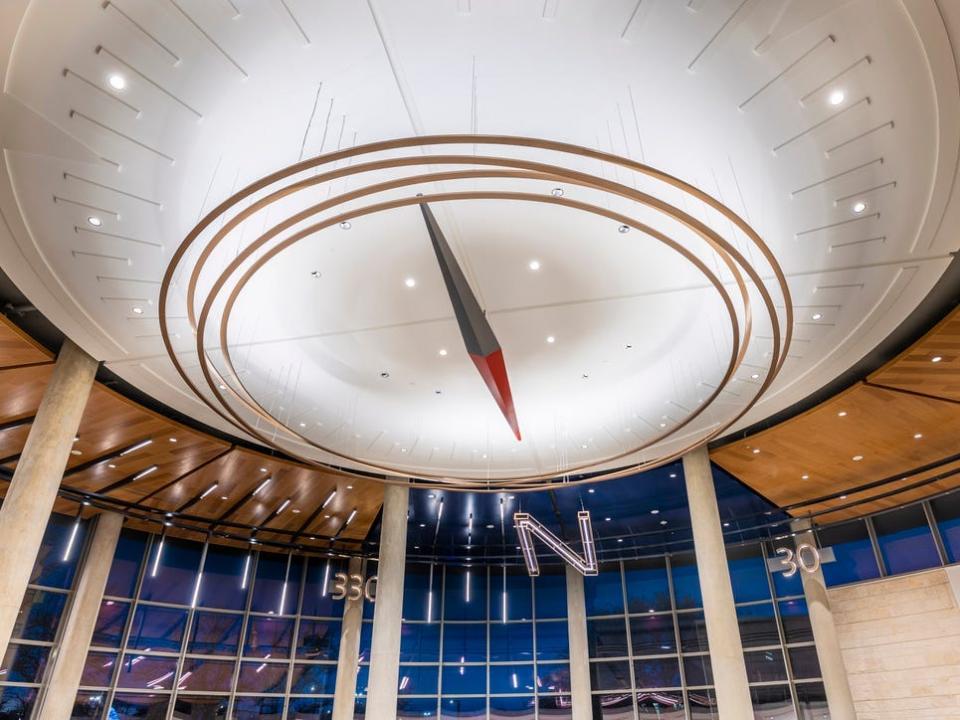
xmin=791 ymin=520 xmax=857 ymax=720
xmin=565 ymin=565 xmax=592 ymax=720
xmin=682 ymin=445 xmax=753 ymax=718
xmin=366 ymin=483 xmax=409 ymax=719
xmin=0 ymin=339 xmax=98 ymax=660
xmin=332 ymin=556 xmax=365 ymax=720
xmin=38 ymin=512 xmax=124 ymax=720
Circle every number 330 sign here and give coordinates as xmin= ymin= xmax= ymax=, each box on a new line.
xmin=330 ymin=573 xmax=378 ymax=602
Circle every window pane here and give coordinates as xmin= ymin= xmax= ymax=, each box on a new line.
xmin=199 ymin=544 xmax=251 ymax=610
xmin=589 ymin=660 xmax=631 ymax=691
xmin=13 ymin=588 xmax=67 ymax=641
xmin=297 ymin=619 xmax=341 ymax=661
xmin=687 ymin=689 xmax=718 ymax=719
xmin=397 ymin=664 xmax=438 ymax=695
xmin=634 ymin=657 xmax=681 ymax=688
xmin=244 ymin=616 xmax=294 ymax=658
xmin=288 ymin=697 xmax=335 ymax=719
xmin=440 ymin=697 xmax=485 ymax=719
xmin=534 ymin=569 xmax=567 ymax=619
xmin=500 ymin=568 xmax=533 ymax=621
xmin=441 ymin=664 xmax=485 ymax=695
xmin=398 ymin=698 xmax=437 ymax=719
xmin=727 ymin=545 xmax=770 ymax=603
xmin=584 ymin=564 xmax=623 ymax=616
xmin=744 ymin=649 xmax=787 ymax=683
xmin=536 ymin=621 xmax=569 ymax=661
xmin=779 ymin=599 xmax=813 ymax=644
xmin=490 ymin=663 xmax=534 ymax=694
xmin=489 ymin=622 xmax=533 ymax=662
xmin=0 ymin=642 xmax=49 ymax=683
xmin=536 ymin=663 xmax=570 ymax=694
xmin=445 ymin=566 xmax=487 ymax=621
xmin=796 ymin=682 xmax=828 ymax=718
xmin=736 ymin=603 xmax=779 ymax=648
xmin=171 ymin=695 xmax=228 ymax=719
xmin=115 ymin=654 xmax=178 ymax=690
xmin=126 ymin=605 xmax=187 ymax=652
xmin=629 ymin=613 xmax=675 ymax=656
xmin=109 ymin=693 xmax=170 ymax=720
xmin=818 ymin=520 xmax=880 ymax=586
xmin=402 ymin=563 xmax=433 ymax=621
xmin=624 ymin=557 xmax=670 ymax=613
xmin=538 ymin=695 xmax=573 ymax=719
xmin=80 ymin=651 xmax=117 ymax=687
xmin=178 ymin=658 xmax=236 ymax=692
xmin=587 ymin=618 xmax=628 ymax=658
xmin=73 ymin=691 xmax=108 ymax=719
xmin=489 ymin=696 xmax=534 ymax=720
xmin=301 ymin=557 xmax=346 ymax=618
xmin=789 ymin=645 xmax=822 ymax=679
xmin=770 ymin=539 xmax=804 ymax=598
xmin=932 ymin=492 xmax=960 ymax=563
xmin=358 ymin=621 xmax=373 ymax=663
xmin=290 ymin=663 xmax=337 ymax=694
xmin=250 ymin=553 xmax=302 ymax=615
xmin=874 ymin=506 xmax=941 ymax=574
xmin=637 ymin=691 xmax=684 ymax=717
xmin=140 ymin=536 xmax=203 ymax=605
xmin=92 ymin=600 xmax=129 ymax=648
xmin=676 ymin=612 xmax=708 ymax=653
xmin=670 ymin=553 xmax=702 ymax=609
xmin=592 ymin=693 xmax=632 ymax=719
xmin=236 ymin=661 xmax=288 ymax=693
xmin=106 ymin=530 xmax=148 ymax=598
xmin=32 ymin=513 xmax=87 ymax=589
xmin=750 ymin=685 xmax=792 ymax=715
xmin=189 ymin=611 xmax=243 ymax=656
xmin=233 ymin=696 xmax=284 ymax=720
xmin=682 ymin=655 xmax=712 ymax=687
xmin=441 ymin=622 xmax=482 ymax=663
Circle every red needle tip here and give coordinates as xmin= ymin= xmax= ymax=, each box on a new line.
xmin=469 ymin=349 xmax=521 ymax=441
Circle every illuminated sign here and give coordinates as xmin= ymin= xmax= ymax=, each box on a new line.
xmin=773 ymin=543 xmax=821 ymax=577
xmin=330 ymin=572 xmax=378 ymax=602
xmin=514 ymin=510 xmax=598 ymax=577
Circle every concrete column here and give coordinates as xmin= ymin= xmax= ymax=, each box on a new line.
xmin=791 ymin=520 xmax=857 ymax=720
xmin=564 ymin=565 xmax=592 ymax=720
xmin=332 ymin=556 xmax=365 ymax=720
xmin=0 ymin=339 xmax=98 ymax=660
xmin=682 ymin=445 xmax=753 ymax=718
xmin=366 ymin=483 xmax=409 ymax=719
xmin=38 ymin=512 xmax=124 ymax=720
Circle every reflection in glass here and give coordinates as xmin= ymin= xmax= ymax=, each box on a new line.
xmin=233 ymin=696 xmax=284 ymax=720
xmin=789 ymin=646 xmax=822 ymax=679
xmin=536 ymin=621 xmax=569 ymax=660
xmin=589 ymin=660 xmax=631 ymax=691
xmin=250 ymin=553 xmax=303 ymax=615
xmin=629 ymin=613 xmax=675 ymax=656
xmin=0 ymin=643 xmax=48 ymax=683
xmin=727 ymin=545 xmax=770 ymax=603
xmin=538 ymin=695 xmax=573 ymax=719
xmin=115 ymin=654 xmax=178 ymax=690
xmin=932 ymin=493 xmax=960 ymax=564
xmin=676 ymin=612 xmax=709 ymax=653
xmin=441 ymin=664 xmax=485 ymax=695
xmin=584 ymin=564 xmax=624 ymax=616
xmin=244 ymin=616 xmax=294 ymax=659
xmin=445 ymin=565 xmax=487 ymax=621
xmin=236 ymin=661 xmax=288 ymax=694
xmin=178 ymin=658 xmax=236 ymax=692
xmin=682 ymin=655 xmax=712 ymax=687
xmin=106 ymin=531 xmax=148 ymax=599
xmin=624 ymin=558 xmax=670 ymax=613
xmin=109 ymin=693 xmax=170 ymax=720
xmin=749 ymin=684 xmax=793 ymax=714
xmin=397 ymin=664 xmax=438 ymax=695
xmin=80 ymin=650 xmax=118 ymax=687
xmin=670 ymin=553 xmax=702 ymax=609
xmin=290 ymin=663 xmax=337 ymax=694
xmin=189 ymin=611 xmax=243 ymax=656
xmin=778 ymin=599 xmax=813 ymax=644
xmin=440 ymin=622 xmax=482 ymax=663
xmin=31 ymin=514 xmax=86 ymax=589
xmin=796 ymin=681 xmax=829 ymax=719
xmin=302 ymin=557 xmax=345 ymax=618
xmin=199 ymin=544 xmax=251 ymax=610
xmin=13 ymin=589 xmax=67 ymax=641
xmin=72 ymin=692 xmax=108 ymax=719
xmin=172 ymin=695 xmax=228 ymax=720
xmin=402 ymin=621 xmax=441 ymax=663
xmin=139 ymin=536 xmax=202 ymax=605
xmin=397 ymin=697 xmax=437 ymax=719
xmin=287 ymin=697 xmax=335 ymax=719
xmin=636 ymin=691 xmax=684 ymax=717
xmin=744 ymin=649 xmax=787 ymax=683
xmin=687 ymin=688 xmax=718 ymax=720
xmin=93 ymin=600 xmax=130 ymax=648
xmin=489 ymin=622 xmax=533 ymax=662
xmin=297 ymin=619 xmax=341 ymax=661
xmin=633 ymin=657 xmax=681 ymax=688
xmin=490 ymin=663 xmax=535 ymax=694
xmin=441 ymin=696 xmax=486 ymax=719
xmin=534 ymin=569 xmax=567 ymax=619
xmin=593 ymin=692 xmax=633 ymax=719
xmin=126 ymin=605 xmax=187 ymax=652
xmin=489 ymin=695 xmax=534 ymax=720
xmin=587 ymin=618 xmax=628 ymax=658
xmin=818 ymin=520 xmax=880 ymax=586
xmin=535 ymin=663 xmax=570 ymax=694
xmin=736 ymin=603 xmax=779 ymax=648
xmin=874 ymin=505 xmax=941 ymax=575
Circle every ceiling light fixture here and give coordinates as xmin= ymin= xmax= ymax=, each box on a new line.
xmin=200 ymin=483 xmax=218 ymax=499
xmin=108 ymin=73 xmax=126 ymax=90
xmin=551 ymin=187 xmax=564 ymax=197
xmin=837 ymin=411 xmax=847 ymax=417
xmin=801 ymin=474 xmax=809 ymax=480
xmin=650 ymin=509 xmax=659 ymax=515
xmin=528 ymin=259 xmax=541 ymax=271
xmin=546 ymin=336 xmax=555 ymax=344
xmin=339 ymin=221 xmax=351 ymax=230
xmin=812 ymin=313 xmax=823 ymax=320
xmin=120 ymin=439 xmax=153 ymax=456
xmin=321 ymin=490 xmax=336 ymax=509
xmin=751 ymin=373 xmax=760 ymax=380
xmin=852 ymin=201 xmax=867 ymax=214
xmin=828 ymin=89 xmax=845 ymax=106
xmin=275 ymin=499 xmax=291 ymax=514
xmin=914 ymin=433 xmax=923 ymax=439
xmin=133 ymin=465 xmax=158 ymax=481
xmin=310 ymin=270 xmax=321 ymax=279
xmin=618 ymin=224 xmax=630 ymax=234
xmin=404 ymin=277 xmax=416 ymax=288
xmin=345 ymin=508 xmax=358 ymax=526
xmin=932 ymin=356 xmax=943 ymax=363
xmin=87 ymin=216 xmax=102 ymax=227
xmin=852 ymin=455 xmax=863 ymax=462
xmin=132 ymin=306 xmax=143 ymax=315
xmin=752 ymin=448 xmax=760 ymax=454
xmin=252 ymin=477 xmax=272 ymax=496
xmin=438 ymin=348 xmax=448 ymax=357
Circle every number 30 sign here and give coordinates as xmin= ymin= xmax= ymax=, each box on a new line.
xmin=774 ymin=544 xmax=821 ymax=577
xmin=330 ymin=573 xmax=378 ymax=602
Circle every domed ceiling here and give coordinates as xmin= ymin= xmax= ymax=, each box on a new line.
xmin=0 ymin=0 xmax=958 ymax=486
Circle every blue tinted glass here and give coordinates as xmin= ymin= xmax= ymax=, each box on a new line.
xmin=584 ymin=564 xmax=623 ymax=616
xmin=199 ymin=544 xmax=250 ymax=610
xmin=586 ymin=618 xmax=628 ymax=658
xmin=440 ymin=697 xmax=485 ymax=719
xmin=490 ymin=664 xmax=534 ymax=694
xmin=236 ymin=661 xmax=288 ymax=693
xmin=73 ymin=691 xmax=108 ymax=719
xmin=403 ymin=564 xmax=432 ymax=621
xmin=398 ymin=698 xmax=437 ymax=719
xmin=234 ymin=695 xmax=284 ymax=720
xmin=634 ymin=657 xmax=681 ymax=688
xmin=770 ymin=542 xmax=804 ymax=598
xmin=1 ymin=643 xmax=49 ymax=683
xmin=362 ymin=560 xmax=378 ymax=620
xmin=126 ymin=605 xmax=187 ymax=652
xmin=489 ymin=622 xmax=533 ymax=662
xmin=93 ymin=600 xmax=129 ymax=647
xmin=874 ymin=506 xmax=941 ymax=575
xmin=676 ymin=611 xmax=708 ymax=653
xmin=177 ymin=657 xmax=235 ymax=692
xmin=789 ymin=646 xmax=821 ymax=679
xmin=489 ymin=696 xmax=534 ymax=719
xmin=441 ymin=664 xmax=485 ymax=694
xmin=503 ymin=570 xmax=532 ymax=621
xmin=189 ymin=611 xmax=242 ymax=656
xmin=297 ymin=619 xmax=341 ymax=661
xmin=115 ymin=654 xmax=178 ymax=689
xmin=139 ymin=536 xmax=202 ymax=605
xmin=301 ymin=557 xmax=346 ymax=617
xmin=535 ymin=622 xmax=568 ymax=660
xmin=736 ymin=603 xmax=779 ymax=648
xmin=683 ymin=655 xmax=712 ymax=686
xmin=624 ymin=558 xmax=670 ymax=613
xmin=727 ymin=546 xmax=770 ymax=603
xmin=819 ymin=520 xmax=881 ymax=586
xmin=106 ymin=530 xmax=148 ymax=599
xmin=670 ymin=553 xmax=702 ymax=609
xmin=288 ymin=697 xmax=335 ymax=718
xmin=358 ymin=622 xmax=373 ymax=663
xmin=589 ymin=660 xmax=631 ymax=691
xmin=441 ymin=622 xmax=483 ymax=662
xmin=535 ymin=662 xmax=570 ymax=694
xmin=173 ymin=696 xmax=229 ymax=718
xmin=744 ymin=649 xmax=787 ymax=683
xmin=244 ymin=616 xmax=294 ymax=658
xmin=444 ymin=566 xmax=487 ymax=621
xmin=778 ymin=599 xmax=813 ymax=644
xmin=250 ymin=553 xmax=302 ymax=615
xmin=932 ymin=493 xmax=960 ymax=563
xmin=398 ymin=664 xmax=438 ymax=695
xmin=13 ymin=589 xmax=67 ymax=641
xmin=533 ymin=571 xmax=567 ymax=619
xmin=31 ymin=514 xmax=86 ymax=589
xmin=355 ymin=664 xmax=369 ymax=696
xmin=401 ymin=622 xmax=441 ymax=662
xmin=629 ymin=613 xmax=675 ymax=655
xmin=81 ymin=650 xmax=117 ymax=687
xmin=110 ymin=693 xmax=169 ymax=720
xmin=637 ymin=691 xmax=683 ymax=714
xmin=290 ymin=663 xmax=337 ymax=694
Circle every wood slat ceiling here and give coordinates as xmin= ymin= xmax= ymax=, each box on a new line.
xmin=0 ymin=315 xmax=384 ymax=549
xmin=713 ymin=305 xmax=960 ymax=522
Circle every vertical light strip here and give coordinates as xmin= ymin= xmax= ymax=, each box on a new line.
xmin=278 ymin=553 xmax=292 ymax=615
xmin=190 ymin=571 xmax=203 ymax=608
xmin=62 ymin=517 xmax=81 ymax=562
xmin=321 ymin=559 xmax=331 ymax=597
xmin=465 ymin=568 xmax=471 ymax=603
xmin=501 ymin=564 xmax=507 ymax=623
xmin=150 ymin=535 xmax=165 ymax=578
xmin=241 ymin=552 xmax=252 ymax=590
xmin=426 ymin=563 xmax=435 ymax=623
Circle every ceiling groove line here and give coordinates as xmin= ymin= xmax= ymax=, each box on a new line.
xmin=738 ymin=34 xmax=834 ymax=110
xmin=68 ymin=109 xmax=176 ymax=164
xmin=101 ymin=1 xmax=182 ymax=65
xmin=63 ymin=172 xmax=164 ymax=208
xmin=164 ymin=0 xmax=248 ymax=77
xmin=95 ymin=45 xmax=203 ymax=118
xmin=861 ymin=380 xmax=960 ymax=407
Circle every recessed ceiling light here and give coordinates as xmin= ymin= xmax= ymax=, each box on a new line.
xmin=617 ymin=538 xmax=623 ymax=543
xmin=132 ymin=306 xmax=143 ymax=315
xmin=660 ymin=520 xmax=668 ymax=526
xmin=932 ymin=356 xmax=943 ymax=363
xmin=299 ymin=422 xmax=306 ymax=428
xmin=752 ymin=448 xmax=760 ymax=454
xmin=71 ymin=449 xmax=82 ymax=456
xmin=108 ymin=463 xmax=116 ymax=469
xmin=221 ymin=495 xmax=228 ymax=500
xmin=828 ymin=89 xmax=845 ymax=106
xmin=837 ymin=411 xmax=847 ymax=417
xmin=669 ymin=473 xmax=676 ymax=479
xmin=605 ymin=517 xmax=611 ymax=522
xmin=551 ymin=187 xmax=564 ymax=197
xmin=404 ymin=277 xmax=416 ymax=288
xmin=260 ymin=467 xmax=268 ymax=473
xmin=650 ymin=509 xmax=659 ymax=515
xmin=852 ymin=455 xmax=863 ymax=462
xmin=812 ymin=313 xmax=823 ymax=321
xmin=168 ymin=437 xmax=177 ymax=443
xmin=750 ymin=373 xmax=760 ymax=380
xmin=852 ymin=201 xmax=867 ymax=214
xmin=659 ymin=422 xmax=666 ymax=428
xmin=528 ymin=259 xmax=541 ymax=271
xmin=839 ymin=495 xmax=848 ymax=500
xmin=618 ymin=224 xmax=630 ymax=234
xmin=723 ymin=522 xmax=730 ymax=528
xmin=87 ymin=216 xmax=102 ymax=227
xmin=438 ymin=348 xmax=448 ymax=357
xmin=546 ymin=336 xmax=556 ymax=344
xmin=914 ymin=433 xmax=923 ymax=439
xmin=801 ymin=474 xmax=809 ymax=480
xmin=339 ymin=221 xmax=351 ymax=230
xmin=310 ymin=270 xmax=321 ymax=279
xmin=346 ymin=485 xmax=353 ymax=490
xmin=108 ymin=73 xmax=126 ymax=90
xmin=582 ymin=373 xmax=589 ymax=380
xmin=588 ymin=488 xmax=595 ymax=494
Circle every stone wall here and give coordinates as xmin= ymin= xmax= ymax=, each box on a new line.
xmin=828 ymin=566 xmax=960 ymax=718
